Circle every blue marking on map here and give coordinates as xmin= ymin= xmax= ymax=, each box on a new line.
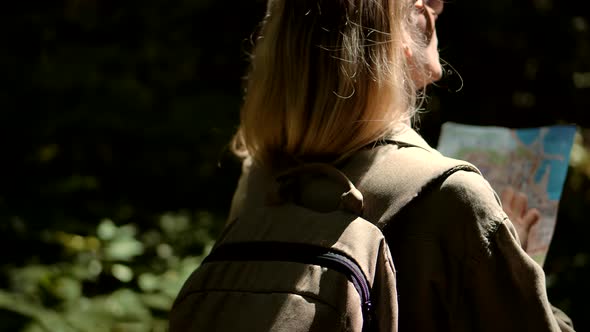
xmin=515 ymin=126 xmax=576 ymax=201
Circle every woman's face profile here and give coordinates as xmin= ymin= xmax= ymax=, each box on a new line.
xmin=413 ymin=0 xmax=444 ymax=87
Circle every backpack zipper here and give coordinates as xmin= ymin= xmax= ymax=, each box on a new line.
xmin=203 ymin=241 xmax=375 ymax=332
xmin=314 ymin=251 xmax=373 ymax=331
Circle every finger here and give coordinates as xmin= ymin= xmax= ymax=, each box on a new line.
xmin=511 ymin=222 xmax=528 ymax=250
xmin=522 ymin=208 xmax=541 ymax=230
xmin=513 ymin=192 xmax=528 ymax=217
xmin=501 ymin=187 xmax=515 ymax=209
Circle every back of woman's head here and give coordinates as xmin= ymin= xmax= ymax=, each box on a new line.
xmin=234 ymin=0 xmax=428 ymax=169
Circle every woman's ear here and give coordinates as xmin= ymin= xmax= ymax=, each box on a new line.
xmin=402 ymin=25 xmax=416 ymax=61
xmin=403 ymin=43 xmax=413 ymax=59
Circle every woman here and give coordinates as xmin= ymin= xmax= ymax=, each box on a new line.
xmin=181 ymin=0 xmax=575 ymax=330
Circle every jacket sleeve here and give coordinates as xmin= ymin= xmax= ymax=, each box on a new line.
xmin=461 ymin=217 xmax=574 ymax=331
xmin=440 ymin=171 xmax=574 ymax=332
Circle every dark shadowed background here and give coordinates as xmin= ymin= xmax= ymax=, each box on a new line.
xmin=0 ymin=0 xmax=589 ymax=331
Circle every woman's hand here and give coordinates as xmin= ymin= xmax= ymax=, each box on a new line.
xmin=500 ymin=187 xmax=541 ymax=251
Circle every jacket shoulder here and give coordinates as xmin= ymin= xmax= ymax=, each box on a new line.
xmin=439 ymin=170 xmax=508 ymax=253
xmin=347 ymin=142 xmax=480 ymax=227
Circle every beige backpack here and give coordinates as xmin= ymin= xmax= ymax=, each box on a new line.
xmin=170 ymin=160 xmax=475 ymax=331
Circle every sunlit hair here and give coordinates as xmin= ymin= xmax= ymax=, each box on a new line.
xmin=232 ymin=0 xmax=427 ymax=170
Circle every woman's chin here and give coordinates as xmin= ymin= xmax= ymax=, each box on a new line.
xmin=415 ymin=66 xmax=443 ymax=89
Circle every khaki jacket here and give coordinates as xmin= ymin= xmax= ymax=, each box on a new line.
xmin=226 ymin=126 xmax=574 ymax=332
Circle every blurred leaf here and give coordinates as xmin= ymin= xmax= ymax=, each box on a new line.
xmin=0 ymin=290 xmax=75 ymax=332
xmin=111 ymin=264 xmax=134 ymax=283
xmin=9 ymin=265 xmax=55 ymax=299
xmin=103 ymin=289 xmax=151 ymax=320
xmin=38 ymin=144 xmax=59 ymax=163
xmin=51 ymin=277 xmax=82 ymax=302
xmin=156 ymin=243 xmax=173 ymax=259
xmin=159 ymin=212 xmax=190 ymax=236
xmin=54 ymin=175 xmax=100 ymax=193
xmin=104 ymin=237 xmax=144 ymax=262
xmin=137 ymin=273 xmax=158 ymax=292
xmin=61 ymin=290 xmax=153 ymax=332
xmin=97 ymin=219 xmax=117 ymax=241
xmin=140 ymin=293 xmax=173 ymax=312
xmin=570 ymin=131 xmax=590 ymax=177
xmin=116 ymin=224 xmax=139 ymax=239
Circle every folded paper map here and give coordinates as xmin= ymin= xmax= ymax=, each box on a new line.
xmin=437 ymin=122 xmax=576 ymax=266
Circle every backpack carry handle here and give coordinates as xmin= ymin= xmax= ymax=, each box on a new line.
xmin=273 ymin=163 xmax=364 ymax=215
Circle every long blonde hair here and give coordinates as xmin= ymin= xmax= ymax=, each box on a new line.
xmin=233 ymin=0 xmax=427 ymax=169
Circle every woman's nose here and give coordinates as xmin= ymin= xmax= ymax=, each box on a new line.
xmin=425 ymin=0 xmax=444 ymax=15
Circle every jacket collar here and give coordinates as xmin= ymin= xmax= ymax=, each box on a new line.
xmin=386 ymin=125 xmax=441 ymax=155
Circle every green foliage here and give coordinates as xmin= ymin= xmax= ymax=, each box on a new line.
xmin=0 ymin=212 xmax=218 ymax=331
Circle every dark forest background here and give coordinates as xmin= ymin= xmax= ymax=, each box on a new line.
xmin=1 ymin=0 xmax=589 ymax=331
